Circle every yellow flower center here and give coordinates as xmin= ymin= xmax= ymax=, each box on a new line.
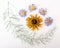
xmin=20 ymin=10 xmax=26 ymax=16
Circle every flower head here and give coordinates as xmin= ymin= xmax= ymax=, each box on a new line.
xmin=29 ymin=4 xmax=36 ymax=11
xmin=39 ymin=8 xmax=47 ymax=16
xmin=26 ymin=14 xmax=43 ymax=31
xmin=45 ymin=17 xmax=53 ymax=26
xmin=19 ymin=9 xmax=27 ymax=17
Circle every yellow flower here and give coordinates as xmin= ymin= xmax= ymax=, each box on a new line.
xmin=26 ymin=14 xmax=43 ymax=31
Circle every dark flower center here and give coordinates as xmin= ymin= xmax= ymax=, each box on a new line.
xmin=32 ymin=19 xmax=37 ymax=24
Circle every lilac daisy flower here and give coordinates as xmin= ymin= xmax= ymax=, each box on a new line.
xmin=29 ymin=4 xmax=37 ymax=11
xmin=39 ymin=8 xmax=47 ymax=16
xmin=19 ymin=9 xmax=27 ymax=17
xmin=45 ymin=17 xmax=53 ymax=26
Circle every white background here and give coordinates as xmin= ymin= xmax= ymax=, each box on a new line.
xmin=0 ymin=0 xmax=60 ymax=48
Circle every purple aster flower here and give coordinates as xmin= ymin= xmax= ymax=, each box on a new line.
xmin=29 ymin=4 xmax=37 ymax=11
xmin=39 ymin=8 xmax=47 ymax=16
xmin=45 ymin=17 xmax=53 ymax=26
xmin=19 ymin=9 xmax=27 ymax=17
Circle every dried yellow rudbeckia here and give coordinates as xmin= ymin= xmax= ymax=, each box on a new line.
xmin=26 ymin=14 xmax=43 ymax=31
